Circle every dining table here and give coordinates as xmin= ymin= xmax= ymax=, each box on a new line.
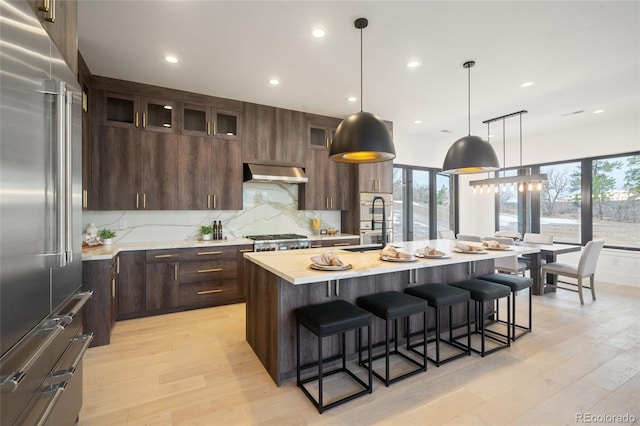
xmin=516 ymin=241 xmax=583 ymax=295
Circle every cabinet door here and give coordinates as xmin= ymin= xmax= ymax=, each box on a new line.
xmin=145 ymin=262 xmax=179 ymax=311
xmin=102 ymin=92 xmax=140 ymax=129
xmin=111 ymin=257 xmax=117 ymax=329
xmin=241 ymin=103 xmax=275 ymax=162
xmin=213 ymin=109 xmax=241 ymax=140
xmin=182 ymin=103 xmax=211 ymax=137
xmin=142 ymin=98 xmax=177 ymax=133
xmin=236 ymin=246 xmax=254 ymax=299
xmin=82 ymin=260 xmax=112 ymax=347
xmin=358 ymin=160 xmax=393 ymax=193
xmin=177 ymin=135 xmax=211 ymax=209
xmin=275 ymin=109 xmax=305 ymax=166
xmin=299 ymin=149 xmax=328 ymax=210
xmin=321 ymin=237 xmax=360 ymax=248
xmin=31 ymin=0 xmax=78 ymax=74
xmin=117 ymin=251 xmax=146 ymax=319
xmin=92 ymin=126 xmax=141 ymax=209
xmin=212 ymin=139 xmax=242 ymax=210
xmin=328 ymin=160 xmax=350 ymax=210
xmin=141 ymin=132 xmax=178 ymax=209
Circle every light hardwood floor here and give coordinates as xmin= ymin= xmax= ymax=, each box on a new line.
xmin=79 ymin=282 xmax=640 ymax=425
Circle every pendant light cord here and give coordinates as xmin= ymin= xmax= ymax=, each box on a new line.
xmin=467 ymin=64 xmax=471 ymax=136
xmin=519 ymin=112 xmax=523 ymax=167
xmin=360 ymin=25 xmax=364 ymax=112
xmin=502 ymin=118 xmax=506 ymax=178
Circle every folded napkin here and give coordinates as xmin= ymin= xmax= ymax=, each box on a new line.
xmin=482 ymin=240 xmax=510 ymax=249
xmin=415 ymin=246 xmax=445 ymax=256
xmin=455 ymin=242 xmax=485 ymax=252
xmin=311 ymin=250 xmax=344 ymax=266
xmin=381 ymin=245 xmax=412 ymax=259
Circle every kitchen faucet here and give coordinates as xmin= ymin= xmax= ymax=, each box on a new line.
xmin=371 ymin=196 xmax=387 ymax=248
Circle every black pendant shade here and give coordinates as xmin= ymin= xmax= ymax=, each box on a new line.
xmin=329 ymin=111 xmax=395 ymax=163
xmin=329 ymin=17 xmax=396 ymax=163
xmin=442 ymin=60 xmax=500 ymax=174
xmin=442 ymin=135 xmax=500 ymax=174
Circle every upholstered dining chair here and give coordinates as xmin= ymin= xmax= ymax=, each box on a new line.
xmin=540 ymin=239 xmax=605 ymax=304
xmin=456 ymin=234 xmax=482 ymax=242
xmin=483 ymin=237 xmax=528 ymax=276
xmin=438 ymin=230 xmax=456 ymax=240
xmin=523 ymin=233 xmax=554 ymax=244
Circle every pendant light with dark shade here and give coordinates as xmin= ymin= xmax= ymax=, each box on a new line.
xmin=329 ymin=18 xmax=396 ymax=163
xmin=442 ymin=61 xmax=500 ymax=174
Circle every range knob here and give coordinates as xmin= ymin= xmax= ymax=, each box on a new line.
xmin=270 ymin=247 xmax=276 ymax=251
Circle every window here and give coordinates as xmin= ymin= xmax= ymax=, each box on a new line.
xmin=412 ymin=170 xmax=430 ymax=240
xmin=496 ymin=169 xmax=520 ymax=234
xmin=393 ymin=165 xmax=453 ymax=241
xmin=392 ymin=168 xmax=404 ymax=242
xmin=540 ymin=162 xmax=581 ymax=243
xmin=592 ymin=155 xmax=640 ymax=248
xmin=436 ymin=172 xmax=451 ymax=232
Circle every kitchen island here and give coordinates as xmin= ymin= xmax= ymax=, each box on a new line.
xmin=243 ymin=240 xmax=538 ymax=385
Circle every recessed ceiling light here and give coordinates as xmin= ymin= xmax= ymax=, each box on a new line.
xmin=163 ymin=123 xmax=171 ymax=128
xmin=407 ymin=60 xmax=421 ymax=68
xmin=440 ymin=129 xmax=453 ymax=133
xmin=413 ymin=120 xmax=422 ymax=124
xmin=347 ymin=96 xmax=357 ymax=102
xmin=164 ymin=56 xmax=178 ymax=64
xmin=312 ymin=28 xmax=326 ymax=38
xmin=487 ymin=134 xmax=495 ymax=138
xmin=520 ymin=81 xmax=534 ymax=88
xmin=269 ymin=79 xmax=280 ymax=86
xmin=593 ymin=109 xmax=604 ymax=114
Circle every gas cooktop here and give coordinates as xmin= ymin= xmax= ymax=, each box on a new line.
xmin=245 ymin=234 xmax=308 ymax=241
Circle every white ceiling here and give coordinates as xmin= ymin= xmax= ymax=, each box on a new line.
xmin=78 ymin=1 xmax=640 ymax=168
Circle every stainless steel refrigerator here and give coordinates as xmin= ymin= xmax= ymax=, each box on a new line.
xmin=1 ymin=1 xmax=93 ymax=424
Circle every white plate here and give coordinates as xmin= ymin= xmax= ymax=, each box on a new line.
xmin=484 ymin=246 xmax=513 ymax=251
xmin=415 ymin=252 xmax=451 ymax=259
xmin=310 ymin=263 xmax=352 ymax=271
xmin=453 ymin=248 xmax=487 ymax=254
xmin=380 ymin=255 xmax=417 ymax=262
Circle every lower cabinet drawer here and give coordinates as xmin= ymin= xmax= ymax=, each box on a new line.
xmin=179 ymin=279 xmax=237 ymax=308
xmin=179 ymin=259 xmax=237 ymax=284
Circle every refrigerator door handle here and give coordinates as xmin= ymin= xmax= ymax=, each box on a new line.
xmin=64 ymin=88 xmax=73 ymax=264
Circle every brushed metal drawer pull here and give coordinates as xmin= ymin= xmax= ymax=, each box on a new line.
xmin=197 ymin=268 xmax=222 ymax=273
xmin=239 ymin=249 xmax=253 ymax=253
xmin=197 ymin=251 xmax=222 ymax=255
xmin=311 ymin=244 xmax=322 ymax=248
xmin=197 ymin=289 xmax=222 ymax=295
xmin=154 ymin=254 xmax=173 ymax=258
xmin=333 ymin=242 xmax=351 ymax=246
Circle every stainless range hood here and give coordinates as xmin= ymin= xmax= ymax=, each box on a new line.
xmin=243 ymin=163 xmax=308 ymax=184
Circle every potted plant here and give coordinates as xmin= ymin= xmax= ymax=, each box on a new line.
xmin=98 ymin=229 xmax=116 ymax=245
xmin=200 ymin=225 xmax=213 ymax=241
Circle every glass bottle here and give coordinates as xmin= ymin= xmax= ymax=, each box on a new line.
xmin=212 ymin=221 xmax=218 ymax=240
xmin=217 ymin=221 xmax=223 ymax=239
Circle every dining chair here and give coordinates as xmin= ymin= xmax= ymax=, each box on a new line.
xmin=540 ymin=239 xmax=605 ymax=304
xmin=438 ymin=230 xmax=456 ymax=240
xmin=523 ymin=233 xmax=554 ymax=244
xmin=483 ymin=237 xmax=528 ymax=275
xmin=456 ymin=234 xmax=482 ymax=242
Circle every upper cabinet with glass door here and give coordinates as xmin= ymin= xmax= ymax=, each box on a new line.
xmin=181 ymin=103 xmax=241 ymax=139
xmin=102 ymin=92 xmax=177 ymax=133
xmin=306 ymin=114 xmax=341 ymax=150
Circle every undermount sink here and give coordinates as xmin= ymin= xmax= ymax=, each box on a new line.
xmin=341 ymin=246 xmax=383 ymax=252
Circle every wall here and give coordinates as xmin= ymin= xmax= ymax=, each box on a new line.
xmin=83 ymin=183 xmax=341 ymax=243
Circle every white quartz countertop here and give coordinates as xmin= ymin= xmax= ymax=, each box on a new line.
xmin=82 ymin=238 xmax=254 ymax=261
xmin=244 ymin=240 xmax=540 ymax=285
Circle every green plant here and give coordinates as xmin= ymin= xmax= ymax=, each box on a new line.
xmin=200 ymin=225 xmax=213 ymax=235
xmin=98 ymin=229 xmax=116 ymax=239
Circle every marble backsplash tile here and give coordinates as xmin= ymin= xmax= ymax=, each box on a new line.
xmin=83 ymin=183 xmax=342 ymax=243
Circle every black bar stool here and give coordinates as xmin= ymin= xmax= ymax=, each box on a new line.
xmin=405 ymin=284 xmax=471 ymax=366
xmin=450 ymin=278 xmax=512 ymax=356
xmin=295 ymin=300 xmax=373 ymax=414
xmin=356 ymin=291 xmax=428 ymax=386
xmin=479 ymin=273 xmax=533 ymax=340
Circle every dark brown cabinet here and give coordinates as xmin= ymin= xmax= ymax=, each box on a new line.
xmin=82 ymin=256 xmax=117 ymax=347
xmin=309 ymin=237 xmax=360 ymax=248
xmin=242 ymin=103 xmax=305 ymax=166
xmin=177 ymin=137 xmax=242 ymax=210
xmin=141 ymin=132 xmax=178 ymax=209
xmin=181 ymin=102 xmax=241 ymax=140
xmin=357 ymin=160 xmax=394 ymax=193
xmin=28 ymin=0 xmax=78 ymax=74
xmin=145 ymin=250 xmax=180 ymax=311
xmin=78 ymin=53 xmax=92 ymax=209
xmin=178 ymin=247 xmax=239 ymax=308
xmin=236 ymin=245 xmax=254 ymax=299
xmin=117 ymin=251 xmax=146 ymax=319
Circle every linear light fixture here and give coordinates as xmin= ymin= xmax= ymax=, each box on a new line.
xmin=470 ymin=110 xmax=547 ymax=193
